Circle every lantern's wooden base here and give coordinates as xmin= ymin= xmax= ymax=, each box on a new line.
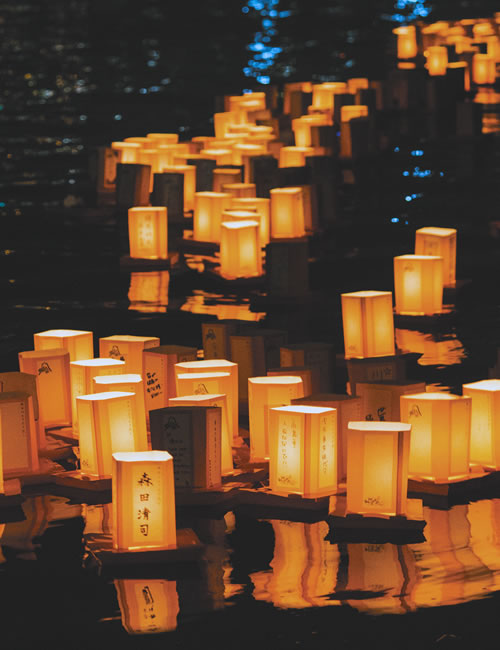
xmin=408 ymin=466 xmax=500 ymax=499
xmin=45 ymin=425 xmax=78 ymax=444
xmin=222 ymin=466 xmax=268 ymax=484
xmin=175 ymin=483 xmax=241 ymax=507
xmin=7 ymin=458 xmax=65 ymax=488
xmin=0 ymin=479 xmax=24 ymax=508
xmin=54 ymin=470 xmax=111 ymax=493
xmin=237 ymin=486 xmax=333 ymax=512
xmin=119 ymin=255 xmax=171 ymax=270
xmin=180 ymin=231 xmax=219 ymax=255
xmin=393 ymin=306 xmax=456 ymax=329
xmin=39 ymin=435 xmax=75 ymax=461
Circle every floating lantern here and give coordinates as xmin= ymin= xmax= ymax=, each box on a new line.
xmin=462 ymin=379 xmax=500 ymax=470
xmin=400 ymin=392 xmax=471 ymax=482
xmin=111 ymin=142 xmax=141 ymax=164
xmin=357 ymin=381 xmax=426 ymax=422
xmin=202 ymin=321 xmax=238 ymax=360
xmin=269 ymin=187 xmax=305 ymax=239
xmin=312 ymin=82 xmax=348 ymax=110
xmin=340 ymin=105 xmax=369 ymax=159
xmin=143 ymin=345 xmax=197 ymax=417
xmin=212 ymin=168 xmax=242 ymax=192
xmin=112 ymin=450 xmax=176 ymax=551
xmin=221 ymin=183 xmax=256 ymax=198
xmin=341 ymin=291 xmax=395 ymax=359
xmin=193 ymin=191 xmax=232 ymax=242
xmin=147 ymin=133 xmax=179 ymax=145
xmin=472 ymin=53 xmax=496 ymax=85
xmin=230 ymin=197 xmax=270 ymax=246
xmin=393 ymin=255 xmax=444 ymax=315
xmin=425 ymin=46 xmax=448 ymax=75
xmin=175 ymin=370 xmax=232 ymax=415
xmin=346 ymin=421 xmax=411 ymax=517
xmin=0 ymin=392 xmax=39 ymax=478
xmin=162 ymin=165 xmax=195 ymax=211
xmin=279 ymin=146 xmax=314 ymax=168
xmin=0 ymin=372 xmax=43 ymax=450
xmin=128 ymin=207 xmax=168 ymax=260
xmin=248 ymin=376 xmax=303 ymax=460
xmin=292 ymin=115 xmax=329 ymax=147
xmin=232 ymin=143 xmax=266 ymax=180
xmin=115 ymin=579 xmax=179 ymax=635
xmin=267 ymin=367 xmax=316 ymax=397
xmin=347 ymin=78 xmax=369 ymax=94
xmin=268 ymin=405 xmax=337 ymax=497
xmin=414 ymin=227 xmax=456 ymax=287
xmin=34 ymin=329 xmax=93 ymax=362
xmin=201 ymin=148 xmax=234 ymax=166
xmin=280 ymin=342 xmax=335 ymax=393
xmin=219 ymin=220 xmax=262 ymax=279
xmin=393 ymin=25 xmax=418 ymax=59
xmin=149 ymin=406 xmax=221 ymax=489
xmin=99 ymin=335 xmax=160 ymax=375
xmin=19 ymin=348 xmax=72 ymax=427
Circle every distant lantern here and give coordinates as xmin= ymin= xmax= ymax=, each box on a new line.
xmin=232 ymin=143 xmax=266 ymax=180
xmin=312 ymin=82 xmax=348 ymax=110
xmin=357 ymin=381 xmax=426 ymax=422
xmin=393 ymin=255 xmax=444 ymax=316
xmin=201 ymin=148 xmax=234 ymax=166
xmin=128 ymin=207 xmax=168 ymax=260
xmin=0 ymin=392 xmax=39 ymax=479
xmin=346 ymin=421 xmax=412 ymax=517
xmin=115 ymin=579 xmax=179 ymax=635
xmin=78 ymin=391 xmax=146 ymax=478
xmin=341 ymin=291 xmax=396 ymax=359
xmin=472 ymin=53 xmax=496 ymax=85
xmin=269 ymin=187 xmax=305 ymax=239
xmin=193 ymin=191 xmax=232 ymax=243
xmin=279 ymin=146 xmax=314 ymax=168
xmin=111 ymin=142 xmax=141 ymax=164
xmin=162 ymin=165 xmax=196 ymax=211
xmin=0 ymin=415 xmax=3 ymax=493
xmin=212 ymin=168 xmax=242 ymax=192
xmin=219 ymin=220 xmax=262 ymax=279
xmin=112 ymin=451 xmax=176 ymax=551
xmin=425 ymin=46 xmax=448 ymax=76
xmin=393 ymin=25 xmax=418 ymax=59
xmin=19 ymin=348 xmax=72 ymax=427
xmin=34 ymin=329 xmax=93 ymax=362
xmin=230 ymin=197 xmax=270 ymax=246
xmin=292 ymin=114 xmax=329 ymax=147
xmin=99 ymin=335 xmax=160 ymax=375
xmin=147 ymin=133 xmax=179 ymax=145
xmin=267 ymin=367 xmax=317 ymax=397
xmin=347 ymin=78 xmax=369 ymax=93
xmin=221 ymin=182 xmax=256 ymax=198
xmin=414 ymin=227 xmax=457 ymax=288
xmin=462 ymin=379 xmax=500 ymax=470
xmin=248 ymin=376 xmax=304 ymax=461
xmin=175 ymin=370 xmax=233 ymax=418
xmin=401 ymin=392 xmax=471 ymax=482
xmin=268 ymin=405 xmax=337 ymax=497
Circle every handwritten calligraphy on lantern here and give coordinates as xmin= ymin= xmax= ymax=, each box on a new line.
xmin=276 ymin=413 xmax=301 ymax=492
xmin=146 ymin=371 xmax=162 ymax=400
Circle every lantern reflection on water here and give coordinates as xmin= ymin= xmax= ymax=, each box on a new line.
xmin=341 ymin=290 xmax=395 ymax=359
xmin=128 ymin=271 xmax=169 ymax=313
xmin=115 ymin=579 xmax=179 ymax=635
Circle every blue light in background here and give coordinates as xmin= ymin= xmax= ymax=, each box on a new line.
xmin=244 ymin=0 xmax=282 ymax=84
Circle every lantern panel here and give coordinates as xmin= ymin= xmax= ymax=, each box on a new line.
xmin=472 ymin=53 xmax=496 ymax=85
xmin=463 ymin=379 xmax=500 ymax=469
xmin=230 ymin=197 xmax=270 ymax=246
xmin=99 ymin=335 xmax=160 ymax=375
xmin=270 ymin=187 xmax=306 ymax=239
xmin=219 ymin=220 xmax=262 ymax=279
xmin=193 ymin=191 xmax=232 ymax=243
xmin=0 ymin=392 xmax=39 ymax=478
xmin=341 ymin=290 xmax=395 ymax=359
xmin=394 ymin=255 xmax=444 ymax=315
xmin=162 ymin=164 xmax=196 ymax=211
xmin=426 ymin=46 xmax=448 ymax=76
xmin=202 ymin=321 xmax=238 ymax=360
xmin=393 ymin=25 xmax=418 ymax=59
xmin=128 ymin=207 xmax=168 ymax=260
xmin=34 ymin=329 xmax=93 ymax=362
xmin=357 ymin=381 xmax=426 ymax=422
xmin=414 ymin=227 xmax=456 ymax=287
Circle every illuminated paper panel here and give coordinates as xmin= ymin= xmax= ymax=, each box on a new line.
xmin=230 ymin=334 xmax=266 ymax=399
xmin=267 ymin=367 xmax=316 ymax=397
xmin=193 ymin=191 xmax=232 ymax=242
xmin=128 ymin=207 xmax=168 ymax=260
xmin=0 ymin=392 xmax=39 ymax=478
xmin=270 ymin=187 xmax=305 ymax=239
xmin=312 ymin=82 xmax=347 ymax=110
xmin=219 ymin=220 xmax=262 ymax=280
xmin=279 ymin=146 xmax=314 ymax=168
xmin=357 ymin=381 xmax=426 ymax=422
xmin=34 ymin=329 xmax=93 ymax=362
xmin=414 ymin=227 xmax=457 ymax=287
xmin=394 ymin=255 xmax=444 ymax=315
xmin=112 ymin=450 xmax=177 ymax=551
xmin=426 ymin=46 xmax=448 ymax=75
xmin=462 ymin=379 xmax=500 ymax=469
xmin=0 ymin=371 xmax=44 ymax=450
xmin=115 ymin=579 xmax=179 ymax=635
xmin=341 ymin=291 xmax=395 ymax=359
xmin=221 ymin=182 xmax=256 ymax=198
xmin=202 ymin=321 xmax=238 ymax=360
xmin=212 ymin=168 xmax=242 ymax=192
xmin=230 ymin=197 xmax=270 ymax=246
xmin=393 ymin=25 xmax=418 ymax=59
xmin=99 ymin=335 xmax=160 ymax=375
xmin=472 ymin=53 xmax=496 ymax=84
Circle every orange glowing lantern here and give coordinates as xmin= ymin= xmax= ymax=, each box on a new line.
xmin=19 ymin=348 xmax=71 ymax=427
xmin=312 ymin=82 xmax=348 ymax=110
xmin=341 ymin=290 xmax=395 ymax=359
xmin=425 ymin=46 xmax=448 ymax=75
xmin=400 ymin=392 xmax=471 ymax=482
xmin=147 ymin=133 xmax=179 ymax=145
xmin=230 ymin=197 xmax=270 ymax=246
xmin=34 ymin=329 xmax=93 ymax=362
xmin=112 ymin=450 xmax=176 ymax=551
xmin=292 ymin=115 xmax=329 ymax=147
xmin=248 ymin=376 xmax=304 ymax=460
xmin=232 ymin=143 xmax=266 ymax=179
xmin=0 ymin=391 xmax=39 ymax=478
xmin=346 ymin=421 xmax=411 ymax=517
xmin=393 ymin=25 xmax=418 ymax=59
xmin=149 ymin=406 xmax=221 ymax=488
xmin=176 ymin=370 xmax=232 ymax=409
xmin=462 ymin=379 xmax=500 ymax=470
xmin=201 ymin=148 xmax=234 ymax=166
xmin=357 ymin=381 xmax=426 ymax=422
xmin=269 ymin=405 xmax=337 ymax=497
xmin=128 ymin=207 xmax=168 ymax=260
xmin=0 ymin=418 xmax=3 ymax=493
xmin=279 ymin=146 xmax=314 ymax=168
xmin=193 ymin=191 xmax=232 ymax=242
xmin=162 ymin=164 xmax=196 ymax=211
xmin=78 ymin=391 xmax=146 ymax=478
xmin=70 ymin=358 xmax=125 ymax=428
xmin=267 ymin=367 xmax=317 ymax=397
xmin=221 ymin=182 xmax=256 ymax=198
xmin=0 ymin=372 xmax=43 ymax=450
xmin=115 ymin=579 xmax=179 ymax=635
xmin=111 ymin=142 xmax=141 ymax=163
xmin=414 ymin=227 xmax=456 ymax=287
xmin=212 ymin=168 xmax=242 ymax=192
xmin=340 ymin=105 xmax=369 ymax=159
xmin=219 ymin=220 xmax=262 ymax=279
xmin=269 ymin=187 xmax=305 ymax=238
xmin=473 ymin=53 xmax=496 ymax=85
xmin=347 ymin=78 xmax=369 ymax=94
xmin=394 ymin=255 xmax=444 ymax=315
xmin=202 ymin=320 xmax=238 ymax=360
xmin=99 ymin=335 xmax=160 ymax=375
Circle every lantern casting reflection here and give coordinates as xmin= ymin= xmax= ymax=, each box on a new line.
xmin=394 ymin=255 xmax=444 ymax=315
xmin=128 ymin=207 xmax=168 ymax=260
xmin=341 ymin=290 xmax=395 ymax=359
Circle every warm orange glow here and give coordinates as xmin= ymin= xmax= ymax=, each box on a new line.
xmin=147 ymin=133 xmax=179 ymax=145
xmin=267 ymin=367 xmax=314 ymax=397
xmin=0 ymin=372 xmax=44 ymax=450
xmin=221 ymin=183 xmax=256 ymax=198
xmin=473 ymin=53 xmax=496 ymax=85
xmin=219 ymin=220 xmax=262 ymax=279
xmin=128 ymin=207 xmax=168 ymax=260
xmin=230 ymin=197 xmax=270 ymax=246
xmin=162 ymin=164 xmax=196 ymax=211
xmin=395 ymin=329 xmax=466 ymax=366
xmin=341 ymin=290 xmax=395 ymax=359
xmin=462 ymin=380 xmax=500 ymax=469
xmin=0 ymin=411 xmax=3 ymax=492
xmin=394 ymin=255 xmax=444 ymax=315
xmin=228 ymin=92 xmax=267 ymax=113
xmin=201 ymin=148 xmax=234 ymax=166
xmin=111 ymin=142 xmax=141 ymax=163
xmin=112 ymin=450 xmax=176 ymax=551
xmin=214 ymin=111 xmax=241 ymax=138
xmin=128 ymin=270 xmax=169 ymax=313
xmin=292 ymin=114 xmax=329 ymax=147
xmin=34 ymin=329 xmax=93 ymax=362
xmin=312 ymin=82 xmax=348 ymax=110
xmin=248 ymin=376 xmax=304 ymax=460
xmin=357 ymin=381 xmax=426 ymax=422
xmin=280 ymin=342 xmax=334 ymax=393
xmin=425 ymin=46 xmax=448 ymax=75
xmin=347 ymin=78 xmax=369 ymax=94
xmin=115 ymin=579 xmax=179 ymax=634
xmin=232 ymin=143 xmax=267 ymax=180
xmin=99 ymin=335 xmax=160 ymax=375
xmin=0 ymin=391 xmax=39 ymax=478
xmin=279 ymin=146 xmax=314 ymax=168
xmin=346 ymin=421 xmax=411 ymax=517
xmin=143 ymin=345 xmax=197 ymax=416
xmin=212 ymin=168 xmax=242 ymax=192
xmin=269 ymin=405 xmax=337 ymax=497
xmin=270 ymin=187 xmax=305 ymax=238
xmin=414 ymin=227 xmax=456 ymax=287
xmin=193 ymin=191 xmax=232 ymax=242
xmin=393 ymin=25 xmax=418 ymax=59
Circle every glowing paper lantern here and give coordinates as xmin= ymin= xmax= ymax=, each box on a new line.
xmin=279 ymin=146 xmax=314 ymax=168
xmin=393 ymin=255 xmax=444 ymax=315
xmin=340 ymin=105 xmax=369 ymax=159
xmin=248 ymin=376 xmax=303 ymax=460
xmin=462 ymin=379 xmax=500 ymax=469
xmin=115 ymin=579 xmax=179 ymax=635
xmin=0 ymin=392 xmax=39 ymax=478
xmin=111 ymin=142 xmax=141 ymax=163
xmin=162 ymin=165 xmax=195 ymax=211
xmin=149 ymin=406 xmax=221 ymax=488
xmin=347 ymin=78 xmax=369 ymax=93
xmin=270 ymin=187 xmax=305 ymax=239
xmin=357 ymin=381 xmax=426 ymax=422
xmin=346 ymin=421 xmax=411 ymax=517
xmin=99 ymin=335 xmax=160 ymax=375
xmin=128 ymin=207 xmax=168 ymax=260
xmin=219 ymin=220 xmax=262 ymax=279
xmin=341 ymin=291 xmax=395 ymax=359
xmin=230 ymin=197 xmax=270 ymax=246
xmin=400 ymin=392 xmax=471 ymax=481
xmin=393 ymin=25 xmax=418 ymax=59
xmin=221 ymin=183 xmax=256 ymax=198
xmin=202 ymin=320 xmax=238 ymax=360
xmin=193 ymin=191 xmax=232 ymax=242
xmin=292 ymin=115 xmax=329 ymax=147
xmin=232 ymin=143 xmax=266 ymax=180
xmin=473 ymin=53 xmax=496 ymax=85
xmin=0 ymin=372 xmax=43 ymax=450
xmin=212 ymin=168 xmax=242 ymax=192
xmin=176 ymin=371 xmax=232 ymax=408
xmin=425 ymin=46 xmax=448 ymax=75
xmin=201 ymin=148 xmax=234 ymax=166
xmin=312 ymin=82 xmax=348 ymax=110
xmin=267 ymin=367 xmax=317 ymax=397
xmin=414 ymin=227 xmax=456 ymax=287
xmin=147 ymin=133 xmax=179 ymax=145
xmin=112 ymin=450 xmax=176 ymax=551
xmin=269 ymin=405 xmax=337 ymax=497
xmin=34 ymin=329 xmax=93 ymax=362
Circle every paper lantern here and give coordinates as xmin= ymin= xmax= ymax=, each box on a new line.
xmin=230 ymin=197 xmax=270 ymax=246
xmin=115 ymin=579 xmax=179 ymax=635
xmin=112 ymin=450 xmax=176 ymax=551
xmin=462 ymin=379 xmax=500 ymax=469
xmin=193 ymin=191 xmax=232 ymax=243
xmin=400 ymin=392 xmax=471 ymax=482
xmin=111 ymin=142 xmax=141 ymax=163
xmin=346 ymin=421 xmax=411 ymax=517
xmin=270 ymin=187 xmax=305 ymax=239
xmin=415 ymin=227 xmax=456 ymax=287
xmin=0 ymin=372 xmax=43 ymax=450
xmin=232 ymin=143 xmax=266 ymax=180
xmin=292 ymin=115 xmax=328 ymax=147
xmin=221 ymin=183 xmax=256 ymax=198
xmin=162 ymin=164 xmax=195 ymax=211
xmin=34 ymin=329 xmax=93 ymax=362
xmin=219 ymin=220 xmax=262 ymax=279
xmin=19 ymin=348 xmax=71 ymax=427
xmin=99 ymin=335 xmax=160 ymax=375
xmin=175 ymin=360 xmax=238 ymax=439
xmin=212 ymin=168 xmax=242 ymax=192
xmin=393 ymin=25 xmax=418 ymax=59
xmin=357 ymin=381 xmax=426 ymax=422
xmin=393 ymin=255 xmax=444 ymax=315
xmin=168 ymin=394 xmax=232 ymax=474
xmin=176 ymin=371 xmax=232 ymax=407
xmin=268 ymin=405 xmax=337 ymax=497
xmin=147 ymin=133 xmax=179 ymax=145
xmin=425 ymin=46 xmax=448 ymax=75
xmin=341 ymin=291 xmax=395 ymax=359
xmin=128 ymin=270 xmax=169 ymax=314
xmin=78 ymin=391 xmax=147 ymax=478
xmin=0 ymin=392 xmax=39 ymax=478
xmin=128 ymin=207 xmax=168 ymax=260
xmin=149 ymin=406 xmax=221 ymax=488
xmin=280 ymin=342 xmax=335 ymax=393
xmin=347 ymin=78 xmax=369 ymax=93
xmin=201 ymin=148 xmax=234 ymax=166
xmin=473 ymin=53 xmax=496 ymax=85
xmin=267 ymin=366 xmax=318 ymax=397
xmin=312 ymin=82 xmax=348 ymax=110
xmin=248 ymin=376 xmax=303 ymax=460
xmin=279 ymin=146 xmax=314 ymax=168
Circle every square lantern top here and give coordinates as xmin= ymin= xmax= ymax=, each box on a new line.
xmin=395 ymin=254 xmax=443 ymax=262
xmin=348 ymin=421 xmax=411 ymax=433
xmin=94 ymin=374 xmax=141 ymax=385
xmin=169 ymin=393 xmax=225 ymax=403
xmin=77 ymin=390 xmax=135 ymax=402
xmin=101 ymin=335 xmax=159 ymax=344
xmin=402 ymin=392 xmax=465 ymax=401
xmin=221 ymin=220 xmax=259 ymax=230
xmin=176 ymin=360 xmax=235 ymax=370
xmin=36 ymin=329 xmax=92 ymax=338
xmin=341 ymin=290 xmax=392 ymax=299
xmin=113 ymin=450 xmax=173 ymax=463
xmin=71 ymin=358 xmax=125 ymax=368
xmin=416 ymin=227 xmax=456 ymax=238
xmin=272 ymin=404 xmax=335 ymax=415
